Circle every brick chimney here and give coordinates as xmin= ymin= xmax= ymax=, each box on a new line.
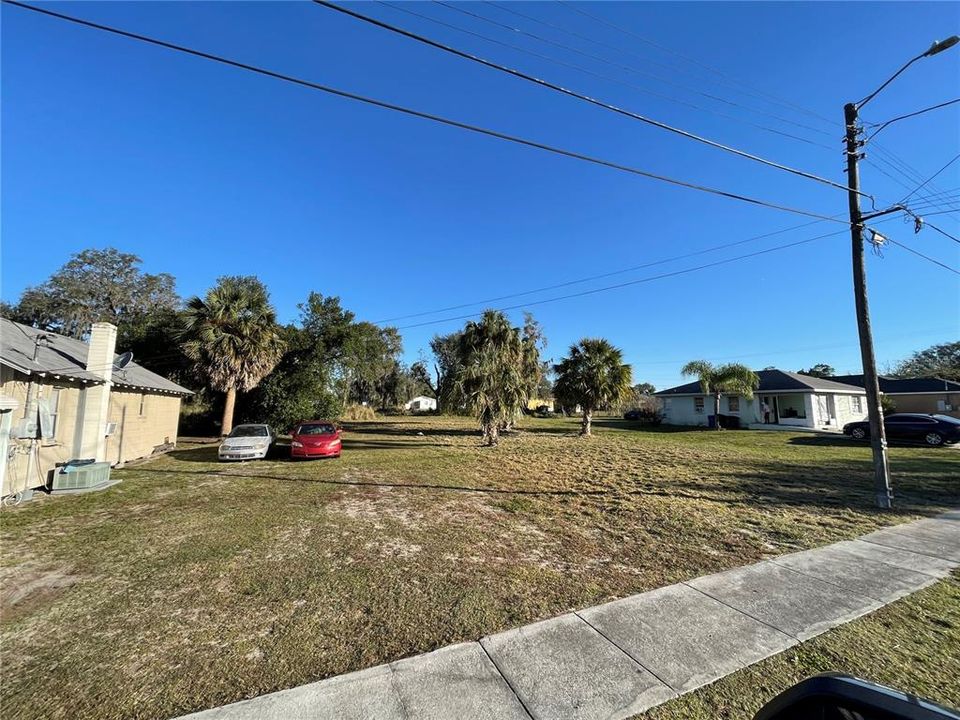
xmin=73 ymin=322 xmax=117 ymax=461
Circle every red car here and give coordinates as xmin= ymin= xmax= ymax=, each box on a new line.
xmin=290 ymin=420 xmax=342 ymax=459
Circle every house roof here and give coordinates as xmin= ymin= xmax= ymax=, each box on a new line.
xmin=655 ymin=369 xmax=866 ymax=396
xmin=1 ymin=318 xmax=192 ymax=395
xmin=829 ymin=374 xmax=960 ymax=394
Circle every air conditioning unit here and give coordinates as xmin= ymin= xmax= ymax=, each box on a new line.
xmin=51 ymin=461 xmax=112 ymax=493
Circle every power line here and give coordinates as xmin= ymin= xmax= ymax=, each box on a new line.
xmin=864 ymin=97 xmax=960 ymax=141
xmin=4 ymin=0 xmax=852 ymax=225
xmin=435 ymin=0 xmax=835 ymax=138
xmin=395 ymin=229 xmax=848 ymax=330
xmin=899 ymin=154 xmax=960 ymax=203
xmin=922 ymin=221 xmax=960 ymax=244
xmin=555 ymin=0 xmax=840 ymax=129
xmin=885 ymin=236 xmax=960 ymax=275
xmin=375 ymin=0 xmax=836 ymax=152
xmin=375 ymin=214 xmax=844 ymax=323
xmin=316 ymin=1 xmax=861 ymax=195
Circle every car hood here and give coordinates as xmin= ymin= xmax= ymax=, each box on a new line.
xmin=221 ymin=436 xmax=269 ymax=447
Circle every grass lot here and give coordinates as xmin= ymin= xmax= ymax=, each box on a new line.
xmin=644 ymin=575 xmax=960 ymax=719
xmin=1 ymin=416 xmax=958 ymax=719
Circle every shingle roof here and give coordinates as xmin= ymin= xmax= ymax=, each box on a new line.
xmin=830 ymin=374 xmax=960 ymax=394
xmin=1 ymin=318 xmax=192 ymax=395
xmin=655 ymin=369 xmax=866 ymax=396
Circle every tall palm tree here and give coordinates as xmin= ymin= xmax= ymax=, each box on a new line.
xmin=681 ymin=360 xmax=760 ymax=430
xmin=456 ymin=310 xmax=526 ymax=446
xmin=181 ymin=276 xmax=286 ymax=436
xmin=553 ymin=338 xmax=632 ymax=436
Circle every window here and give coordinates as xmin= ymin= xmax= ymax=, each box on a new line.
xmin=851 ymin=396 xmax=864 ymax=414
xmin=694 ymin=396 xmax=704 ymax=413
xmin=48 ymin=388 xmax=62 ymax=438
xmin=139 ymin=394 xmax=146 ymax=417
xmin=728 ymin=396 xmax=740 ymax=413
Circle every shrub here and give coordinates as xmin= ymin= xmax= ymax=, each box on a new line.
xmin=340 ymin=404 xmax=378 ymax=421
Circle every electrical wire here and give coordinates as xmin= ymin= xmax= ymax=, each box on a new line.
xmin=899 ymin=154 xmax=960 ymax=204
xmin=863 ymin=98 xmax=960 ymax=142
xmin=555 ymin=0 xmax=840 ymax=129
xmin=375 ymin=214 xmax=845 ymax=323
xmin=885 ymin=236 xmax=960 ymax=274
xmin=921 ymin=221 xmax=960 ymax=244
xmin=3 ymin=0 xmax=853 ymax=225
xmin=434 ymin=0 xmax=834 ymax=138
xmin=317 ymin=1 xmax=861 ymax=195
xmin=394 ymin=229 xmax=849 ymax=330
xmin=375 ymin=1 xmax=836 ymax=152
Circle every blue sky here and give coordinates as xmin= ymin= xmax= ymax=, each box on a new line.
xmin=3 ymin=1 xmax=958 ymax=389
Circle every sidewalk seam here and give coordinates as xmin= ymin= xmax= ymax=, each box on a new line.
xmin=573 ymin=610 xmax=679 ymax=694
xmin=680 ymin=578 xmax=800 ymax=642
xmin=859 ymin=537 xmax=958 ymax=562
xmin=477 ymin=640 xmax=536 ymax=720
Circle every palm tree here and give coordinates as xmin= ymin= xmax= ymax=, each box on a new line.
xmin=553 ymin=338 xmax=632 ymax=436
xmin=456 ymin=310 xmax=526 ymax=446
xmin=181 ymin=276 xmax=286 ymax=436
xmin=680 ymin=360 xmax=760 ymax=430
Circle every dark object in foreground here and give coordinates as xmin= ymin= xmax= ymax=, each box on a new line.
xmin=754 ymin=673 xmax=960 ymax=720
xmin=843 ymin=413 xmax=960 ymax=446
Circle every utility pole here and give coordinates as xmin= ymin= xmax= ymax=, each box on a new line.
xmin=844 ymin=103 xmax=892 ymax=509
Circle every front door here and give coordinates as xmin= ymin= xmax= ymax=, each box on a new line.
xmin=762 ymin=396 xmax=779 ymax=423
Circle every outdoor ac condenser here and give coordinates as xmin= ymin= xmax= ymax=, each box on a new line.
xmin=51 ymin=461 xmax=112 ymax=493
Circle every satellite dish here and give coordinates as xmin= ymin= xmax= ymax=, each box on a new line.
xmin=114 ymin=351 xmax=134 ymax=370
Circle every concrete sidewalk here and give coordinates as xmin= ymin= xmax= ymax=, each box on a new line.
xmin=178 ymin=511 xmax=959 ymax=720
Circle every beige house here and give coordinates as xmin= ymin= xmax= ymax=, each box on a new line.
xmin=831 ymin=374 xmax=960 ymax=419
xmin=1 ymin=318 xmax=191 ymax=497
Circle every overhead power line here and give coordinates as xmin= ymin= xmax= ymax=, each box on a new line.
xmin=4 ymin=0 xmax=852 ymax=224
xmin=899 ymin=154 xmax=960 ymax=204
xmin=376 ymin=1 xmax=836 ymax=152
xmin=555 ymin=0 xmax=840 ymax=129
xmin=316 ymin=1 xmax=861 ymax=196
xmin=376 ymin=214 xmax=846 ymax=323
xmin=395 ymin=230 xmax=847 ymax=330
xmin=884 ymin=236 xmax=960 ymax=275
xmin=864 ymin=98 xmax=960 ymax=142
xmin=922 ymin=221 xmax=960 ymax=244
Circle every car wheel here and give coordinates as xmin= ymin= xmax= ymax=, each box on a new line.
xmin=925 ymin=432 xmax=944 ymax=446
xmin=851 ymin=427 xmax=867 ymax=440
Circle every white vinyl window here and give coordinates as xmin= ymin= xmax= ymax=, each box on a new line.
xmin=694 ymin=396 xmax=705 ymax=413
xmin=728 ymin=396 xmax=740 ymax=413
xmin=49 ymin=388 xmax=62 ymax=438
xmin=851 ymin=396 xmax=864 ymax=413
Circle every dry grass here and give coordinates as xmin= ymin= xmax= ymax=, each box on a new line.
xmin=643 ymin=574 xmax=960 ymax=718
xmin=1 ymin=415 xmax=957 ymax=719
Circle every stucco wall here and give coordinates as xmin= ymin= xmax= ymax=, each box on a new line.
xmin=105 ymin=389 xmax=182 ymax=465
xmin=1 ymin=365 xmax=183 ymax=494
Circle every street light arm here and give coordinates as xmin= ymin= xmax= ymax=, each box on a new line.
xmin=855 ymin=54 xmax=924 ymax=109
xmin=864 ymin=98 xmax=960 ymax=142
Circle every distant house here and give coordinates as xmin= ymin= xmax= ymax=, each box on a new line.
xmin=655 ymin=369 xmax=867 ymax=430
xmin=1 ymin=318 xmax=192 ymax=497
xmin=404 ymin=395 xmax=437 ymax=413
xmin=830 ymin=374 xmax=960 ymax=419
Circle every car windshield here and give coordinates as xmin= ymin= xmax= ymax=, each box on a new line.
xmin=933 ymin=414 xmax=960 ymax=425
xmin=297 ymin=423 xmax=336 ymax=435
xmin=229 ymin=425 xmax=268 ymax=438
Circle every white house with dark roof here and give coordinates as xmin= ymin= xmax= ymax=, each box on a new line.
xmin=655 ymin=369 xmax=868 ymax=430
xmin=1 ymin=318 xmax=192 ymax=496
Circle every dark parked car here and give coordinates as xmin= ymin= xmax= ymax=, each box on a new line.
xmin=843 ymin=413 xmax=960 ymax=447
xmin=623 ymin=409 xmax=642 ymax=421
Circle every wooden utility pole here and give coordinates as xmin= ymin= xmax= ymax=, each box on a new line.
xmin=844 ymin=102 xmax=893 ymax=509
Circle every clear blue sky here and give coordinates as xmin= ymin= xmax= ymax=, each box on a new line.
xmin=3 ymin=1 xmax=958 ymax=388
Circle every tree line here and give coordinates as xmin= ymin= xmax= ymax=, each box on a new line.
xmin=4 ymin=247 xmax=955 ymax=440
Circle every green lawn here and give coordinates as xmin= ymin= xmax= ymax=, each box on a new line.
xmin=1 ymin=416 xmax=957 ymax=719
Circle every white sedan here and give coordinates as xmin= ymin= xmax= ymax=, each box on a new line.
xmin=218 ymin=424 xmax=274 ymax=461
